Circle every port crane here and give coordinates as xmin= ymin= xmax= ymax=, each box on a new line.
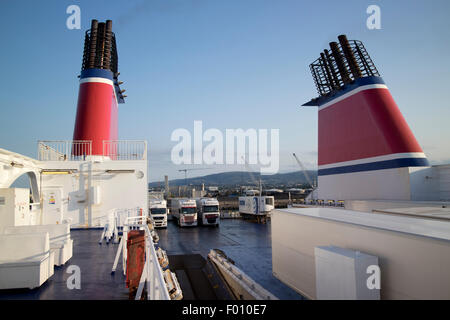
xmin=292 ymin=153 xmax=315 ymax=188
xmin=292 ymin=153 xmax=317 ymax=203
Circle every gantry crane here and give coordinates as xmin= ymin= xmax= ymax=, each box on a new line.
xmin=292 ymin=153 xmax=315 ymax=189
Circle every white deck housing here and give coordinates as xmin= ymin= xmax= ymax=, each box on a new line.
xmin=1 ymin=224 xmax=72 ymax=266
xmin=0 ymin=232 xmax=54 ymax=289
xmin=315 ymin=246 xmax=380 ymax=300
xmin=271 ymin=207 xmax=450 ymax=299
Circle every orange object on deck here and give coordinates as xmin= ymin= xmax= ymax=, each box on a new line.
xmin=126 ymin=230 xmax=146 ymax=297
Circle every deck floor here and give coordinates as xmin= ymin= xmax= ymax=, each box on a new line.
xmin=0 ymin=229 xmax=129 ymax=300
xmin=0 ymin=219 xmax=303 ymax=300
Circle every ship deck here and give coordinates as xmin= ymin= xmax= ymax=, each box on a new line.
xmin=0 ymin=219 xmax=303 ymax=300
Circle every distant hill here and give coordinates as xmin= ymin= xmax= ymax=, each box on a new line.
xmin=148 ymin=171 xmax=317 ymax=188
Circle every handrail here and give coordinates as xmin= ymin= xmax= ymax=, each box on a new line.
xmin=108 ymin=209 xmax=171 ymax=300
xmin=125 ymin=215 xmax=147 ymax=225
xmin=37 ymin=140 xmax=92 ymax=161
xmin=37 ymin=140 xmax=147 ymax=161
xmin=115 ymin=207 xmax=142 ymax=227
xmin=123 ymin=219 xmax=170 ymax=300
xmin=102 ymin=140 xmax=147 ymax=160
xmin=99 ymin=207 xmax=141 ymax=244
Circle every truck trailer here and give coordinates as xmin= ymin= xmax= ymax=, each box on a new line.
xmin=238 ymin=196 xmax=274 ymax=217
xmin=169 ymin=198 xmax=197 ymax=227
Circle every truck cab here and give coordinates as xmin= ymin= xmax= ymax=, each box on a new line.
xmin=195 ymin=198 xmax=220 ymax=226
xmin=149 ymin=199 xmax=168 ymax=228
xmin=170 ymin=199 xmax=197 ymax=227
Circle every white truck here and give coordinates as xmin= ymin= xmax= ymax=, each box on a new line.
xmin=170 ymin=198 xmax=197 ymax=227
xmin=195 ymin=198 xmax=220 ymax=226
xmin=238 ymin=196 xmax=274 ymax=217
xmin=149 ymin=199 xmax=168 ymax=228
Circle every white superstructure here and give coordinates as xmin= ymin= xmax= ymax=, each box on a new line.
xmin=38 ymin=140 xmax=148 ymax=228
xmin=0 ymin=141 xmax=149 ymax=229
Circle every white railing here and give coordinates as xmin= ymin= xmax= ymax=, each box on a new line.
xmin=37 ymin=140 xmax=92 ymax=161
xmin=114 ymin=207 xmax=143 ymax=228
xmin=99 ymin=207 xmax=143 ymax=244
xmin=38 ymin=140 xmax=147 ymax=161
xmin=103 ymin=140 xmax=147 ymax=160
xmin=136 ymin=222 xmax=170 ymax=300
xmin=110 ymin=215 xmax=170 ymax=300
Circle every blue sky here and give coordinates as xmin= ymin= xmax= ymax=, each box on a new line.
xmin=1 ymin=0 xmax=450 ymax=183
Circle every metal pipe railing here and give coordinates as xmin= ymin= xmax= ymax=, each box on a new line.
xmin=338 ymin=34 xmax=363 ymax=80
xmin=37 ymin=140 xmax=146 ymax=161
xmin=308 ymin=35 xmax=381 ymax=97
xmin=102 ymin=140 xmax=147 ymax=160
xmin=122 ymin=218 xmax=170 ymax=300
xmin=324 ymin=49 xmax=340 ymax=89
xmin=81 ymin=19 xmax=118 ymax=74
xmin=37 ymin=140 xmax=92 ymax=161
xmin=330 ymin=41 xmax=351 ymax=85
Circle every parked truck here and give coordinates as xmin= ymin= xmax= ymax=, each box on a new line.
xmin=238 ymin=196 xmax=274 ymax=217
xmin=170 ymin=198 xmax=197 ymax=227
xmin=195 ymin=198 xmax=220 ymax=226
xmin=149 ymin=199 xmax=168 ymax=228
